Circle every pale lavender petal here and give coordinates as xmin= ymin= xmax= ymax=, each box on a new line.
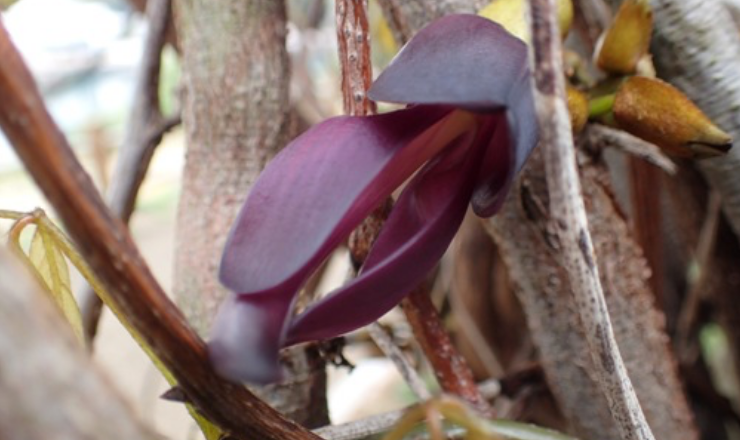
xmin=368 ymin=14 xmax=539 ymax=216
xmin=284 ymin=121 xmax=496 ymax=345
xmin=368 ymin=14 xmax=530 ymax=110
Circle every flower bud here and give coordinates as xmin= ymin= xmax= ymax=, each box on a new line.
xmin=595 ymin=0 xmax=653 ymax=75
xmin=613 ymin=76 xmax=732 ymax=158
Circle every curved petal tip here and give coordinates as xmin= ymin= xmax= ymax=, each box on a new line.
xmin=369 ymin=14 xmax=530 ymax=110
xmin=208 ymin=294 xmax=285 ymax=384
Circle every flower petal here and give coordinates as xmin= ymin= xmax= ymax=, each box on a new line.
xmin=209 ymin=293 xmax=288 ymax=383
xmin=368 ymin=14 xmax=539 ymax=217
xmin=368 ymin=14 xmax=530 ymax=110
xmin=284 ymin=120 xmax=496 ymax=345
xmin=219 ymin=105 xmax=468 ymax=297
xmin=212 ymin=106 xmax=477 ymax=383
xmin=471 ymin=76 xmax=538 ymax=216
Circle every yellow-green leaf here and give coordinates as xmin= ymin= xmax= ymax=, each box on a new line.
xmin=28 ymin=227 xmax=84 ymax=343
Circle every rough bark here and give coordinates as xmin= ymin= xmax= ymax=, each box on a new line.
xmin=650 ymin=0 xmax=740 ymax=242
xmin=0 ymin=250 xmax=161 ymax=440
xmin=173 ymin=0 xmax=328 ymax=425
xmin=484 ymin=149 xmax=697 ymax=440
xmin=530 ymin=2 xmax=656 ymax=438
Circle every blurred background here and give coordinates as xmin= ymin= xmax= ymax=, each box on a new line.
xmin=0 ymin=1 xmax=416 ymax=438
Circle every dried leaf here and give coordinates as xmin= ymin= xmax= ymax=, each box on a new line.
xmin=28 ymin=227 xmax=84 ymax=343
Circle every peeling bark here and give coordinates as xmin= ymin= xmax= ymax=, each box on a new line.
xmin=173 ymin=0 xmax=327 ymax=425
xmin=650 ymin=0 xmax=740 ymax=242
xmin=0 ymin=250 xmax=161 ymax=440
xmin=484 ymin=149 xmax=697 ymax=440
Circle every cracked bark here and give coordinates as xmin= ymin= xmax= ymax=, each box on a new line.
xmin=173 ymin=0 xmax=327 ymax=426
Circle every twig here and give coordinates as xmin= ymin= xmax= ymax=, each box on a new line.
xmin=368 ymin=323 xmax=432 ymax=400
xmin=335 ymin=0 xmax=436 ymax=405
xmin=676 ymin=191 xmax=722 ymax=356
xmin=0 ymin=17 xmax=319 ymax=440
xmin=340 ymin=0 xmax=491 ymax=414
xmin=125 ymin=0 xmax=178 ymax=49
xmin=629 ymin=158 xmax=664 ymax=306
xmin=80 ymin=0 xmax=180 ymax=344
xmin=572 ymin=0 xmax=611 ymax=51
xmin=529 ymin=1 xmax=656 ymax=440
xmin=313 ymin=378 xmax=502 ymax=440
xmin=400 ymin=289 xmax=492 ymax=414
xmin=336 ymin=0 xmax=376 ymax=116
xmin=581 ymin=124 xmax=677 ymax=175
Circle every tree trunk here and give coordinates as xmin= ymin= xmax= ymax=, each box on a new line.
xmin=650 ymin=0 xmax=740 ymax=241
xmin=485 ymin=149 xmax=697 ymax=440
xmin=173 ymin=0 xmax=327 ymax=425
xmin=0 ymin=250 xmax=161 ymax=440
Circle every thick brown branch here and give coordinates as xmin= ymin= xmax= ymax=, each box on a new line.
xmin=0 ymin=250 xmax=161 ymax=440
xmin=0 ymin=18 xmax=319 ymax=440
xmin=529 ymin=1 xmax=656 ymax=439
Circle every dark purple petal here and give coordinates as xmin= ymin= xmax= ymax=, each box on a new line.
xmin=284 ymin=120 xmax=496 ymax=345
xmin=369 ymin=14 xmax=539 ymax=216
xmin=471 ymin=76 xmax=538 ymax=216
xmin=219 ymin=105 xmax=462 ymax=297
xmin=209 ymin=293 xmax=288 ymax=383
xmin=212 ymin=105 xmax=480 ymax=383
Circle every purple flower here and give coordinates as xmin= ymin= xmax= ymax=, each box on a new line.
xmin=209 ymin=14 xmax=538 ymax=384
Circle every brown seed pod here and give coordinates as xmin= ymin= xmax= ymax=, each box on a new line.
xmin=613 ymin=76 xmax=732 ymax=158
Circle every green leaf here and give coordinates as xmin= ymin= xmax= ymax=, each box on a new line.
xmin=27 ymin=226 xmax=84 ymax=344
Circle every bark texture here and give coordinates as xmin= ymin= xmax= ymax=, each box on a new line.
xmin=530 ymin=2 xmax=655 ymax=438
xmin=484 ymin=150 xmax=697 ymax=440
xmin=174 ymin=0 xmax=290 ymax=335
xmin=173 ymin=0 xmax=327 ymax=425
xmin=650 ymin=0 xmax=740 ymax=240
xmin=0 ymin=250 xmax=161 ymax=440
